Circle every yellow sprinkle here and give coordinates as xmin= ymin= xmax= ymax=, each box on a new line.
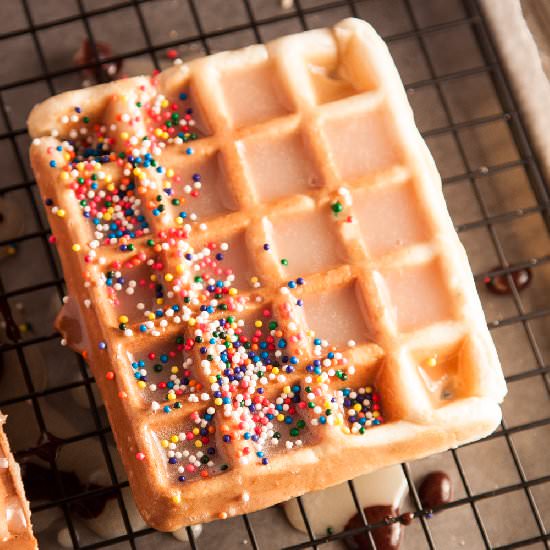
xmin=60 ymin=172 xmax=69 ymax=181
xmin=161 ymin=439 xmax=169 ymax=448
xmin=254 ymin=320 xmax=262 ymax=328
xmin=167 ymin=393 xmax=176 ymax=401
xmin=106 ymin=183 xmax=115 ymax=192
xmin=425 ymin=356 xmax=438 ymax=368
xmin=272 ymin=367 xmax=279 ymax=375
xmin=214 ymin=398 xmax=223 ymax=406
xmin=276 ymin=414 xmax=284 ymax=422
xmin=147 ymin=312 xmax=155 ymax=321
xmin=154 ymin=128 xmax=162 ymax=137
xmin=373 ymin=411 xmax=380 ymax=418
xmin=194 ymin=440 xmax=202 ymax=448
xmin=72 ymin=244 xmax=81 ymax=252
xmin=118 ymin=315 xmax=129 ymax=324
xmin=57 ymin=209 xmax=65 ymax=218
xmin=176 ymin=263 xmax=185 ymax=274
xmin=121 ymin=131 xmax=129 ymax=141
xmin=105 ymin=174 xmax=113 ymax=183
xmin=165 ymin=273 xmax=174 ymax=282
xmin=171 ymin=366 xmax=179 ymax=374
xmin=161 ymin=99 xmax=169 ymax=108
xmin=283 ymin=386 xmax=291 ymax=394
xmin=137 ymin=381 xmax=147 ymax=389
xmin=353 ymin=403 xmax=362 ymax=411
xmin=209 ymin=375 xmax=217 ymax=384
xmin=365 ymin=386 xmax=373 ymax=393
xmin=188 ymin=318 xmax=196 ymax=327
xmin=228 ymin=288 xmax=238 ymax=296
xmin=103 ymin=213 xmax=112 ymax=221
xmin=250 ymin=276 xmax=258 ymax=284
xmin=172 ymin=495 xmax=181 ymax=504
xmin=166 ymin=169 xmax=174 ymax=178
xmin=342 ymin=426 xmax=350 ymax=434
xmin=192 ymin=427 xmax=199 ymax=435
xmin=176 ymin=217 xmax=184 ymax=225
xmin=170 ymin=435 xmax=179 ymax=443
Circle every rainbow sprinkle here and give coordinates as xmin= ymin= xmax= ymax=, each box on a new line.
xmin=39 ymin=71 xmax=384 ymax=492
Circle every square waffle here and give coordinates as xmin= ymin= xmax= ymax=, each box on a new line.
xmin=0 ymin=415 xmax=37 ymax=548
xmin=27 ymin=19 xmax=506 ymax=531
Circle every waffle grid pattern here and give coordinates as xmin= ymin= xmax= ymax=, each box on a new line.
xmin=27 ymin=16 xmax=505 ymax=530
xmin=0 ymin=0 xmax=549 ymax=548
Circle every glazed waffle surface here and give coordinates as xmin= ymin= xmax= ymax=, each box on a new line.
xmin=0 ymin=416 xmax=37 ymax=549
xmin=27 ymin=18 xmax=506 ymax=531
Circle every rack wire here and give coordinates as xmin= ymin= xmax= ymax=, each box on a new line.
xmin=0 ymin=0 xmax=549 ymax=548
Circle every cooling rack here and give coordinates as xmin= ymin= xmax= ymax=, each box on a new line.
xmin=0 ymin=0 xmax=549 ymax=549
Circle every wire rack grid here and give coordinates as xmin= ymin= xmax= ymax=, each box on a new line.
xmin=0 ymin=0 xmax=549 ymax=549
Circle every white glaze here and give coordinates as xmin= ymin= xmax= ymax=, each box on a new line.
xmin=283 ymin=464 xmax=407 ymax=535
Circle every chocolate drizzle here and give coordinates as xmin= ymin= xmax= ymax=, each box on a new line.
xmin=17 ymin=431 xmax=65 ymax=464
xmin=345 ymin=506 xmax=402 ymax=550
xmin=19 ymin=431 xmax=116 ymax=520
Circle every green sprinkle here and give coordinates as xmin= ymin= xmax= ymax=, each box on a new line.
xmin=331 ymin=201 xmax=343 ymax=214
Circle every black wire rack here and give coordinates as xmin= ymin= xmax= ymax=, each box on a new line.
xmin=0 ymin=0 xmax=549 ymax=548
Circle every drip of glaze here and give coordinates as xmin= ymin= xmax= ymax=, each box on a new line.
xmin=418 ymin=471 xmax=453 ymax=511
xmin=484 ymin=265 xmax=532 ymax=295
xmin=74 ymin=39 xmax=123 ymax=84
xmin=344 ymin=506 xmax=402 ymax=550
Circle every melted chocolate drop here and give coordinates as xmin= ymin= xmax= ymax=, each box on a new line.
xmin=418 ymin=471 xmax=453 ymax=510
xmin=484 ymin=265 xmax=532 ymax=295
xmin=399 ymin=512 xmax=414 ymax=526
xmin=345 ymin=505 xmax=402 ymax=550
